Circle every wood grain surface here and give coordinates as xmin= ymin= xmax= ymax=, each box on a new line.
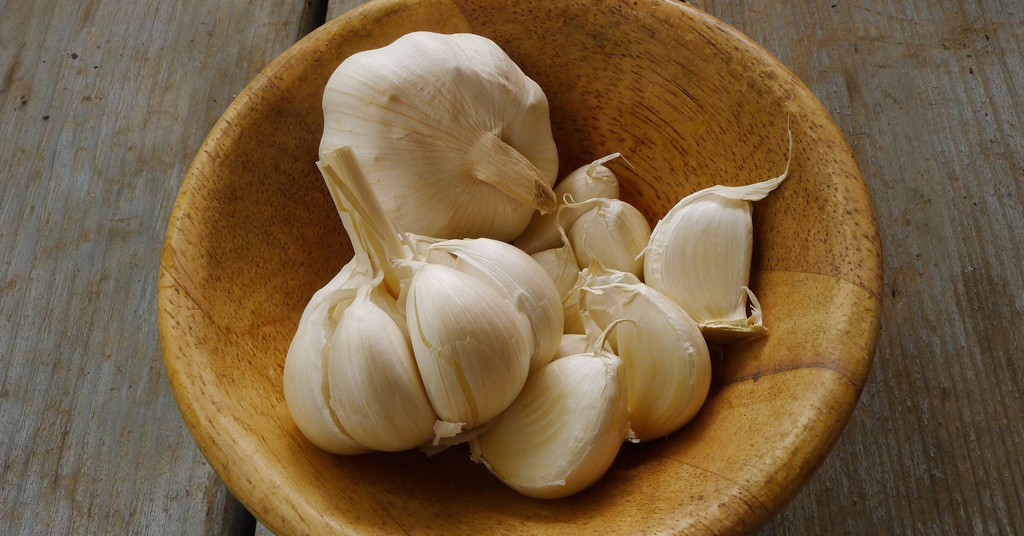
xmin=0 ymin=0 xmax=310 ymax=533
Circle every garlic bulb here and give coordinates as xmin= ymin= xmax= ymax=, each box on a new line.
xmin=580 ymin=282 xmax=711 ymax=440
xmin=283 ymin=259 xmax=373 ymax=455
xmin=320 ymin=31 xmax=559 ymax=241
xmin=514 ymin=154 xmax=622 ymax=253
xmin=470 ymin=321 xmax=630 ymax=499
xmin=529 ymin=213 xmax=580 ymax=299
xmin=327 ymin=277 xmax=437 ymax=452
xmin=568 ymin=198 xmax=651 ymax=278
xmin=644 ymin=143 xmax=790 ymax=343
xmin=406 ymin=263 xmax=533 ymax=435
xmin=562 ymin=260 xmax=641 ymax=334
xmin=431 ymin=238 xmax=563 ymax=372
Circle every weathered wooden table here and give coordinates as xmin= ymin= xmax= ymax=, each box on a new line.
xmin=2 ymin=0 xmax=1021 ymax=534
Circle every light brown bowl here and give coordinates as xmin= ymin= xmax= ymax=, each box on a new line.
xmin=158 ymin=0 xmax=882 ymax=533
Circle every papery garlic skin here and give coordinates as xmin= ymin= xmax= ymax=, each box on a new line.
xmin=581 ymin=282 xmax=711 ymax=440
xmin=327 ymin=281 xmax=437 ymax=452
xmin=406 ymin=264 xmax=533 ymax=432
xmin=469 ymin=351 xmax=629 ymax=499
xmin=515 ymin=154 xmax=621 ymax=253
xmin=568 ymin=199 xmax=651 ymax=278
xmin=320 ymin=32 xmax=559 ymax=241
xmin=644 ymin=174 xmax=785 ymax=343
xmin=562 ymin=260 xmax=641 ymax=334
xmin=283 ymin=259 xmax=372 ymax=455
xmin=431 ymin=239 xmax=563 ymax=372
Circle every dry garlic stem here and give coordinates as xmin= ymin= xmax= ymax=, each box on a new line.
xmin=568 ymin=197 xmax=651 ymax=279
xmin=644 ymin=130 xmax=792 ymax=343
xmin=470 ymin=320 xmax=631 ymax=499
xmin=515 ymin=154 xmax=622 ymax=253
xmin=580 ymin=283 xmax=711 ymax=440
xmin=320 ymin=32 xmax=559 ymax=241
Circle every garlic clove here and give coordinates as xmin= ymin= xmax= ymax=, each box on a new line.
xmin=406 ymin=263 xmax=533 ymax=435
xmin=529 ymin=211 xmax=580 ymax=300
xmin=283 ymin=259 xmax=373 ymax=455
xmin=568 ymin=198 xmax=651 ymax=279
xmin=320 ymin=32 xmax=559 ymax=241
xmin=643 ymin=136 xmax=790 ymax=343
xmin=562 ymin=260 xmax=641 ymax=335
xmin=327 ymin=280 xmax=437 ymax=452
xmin=580 ymin=282 xmax=711 ymax=440
xmin=469 ymin=321 xmax=630 ymax=499
xmin=431 ymin=238 xmax=563 ymax=372
xmin=514 ymin=154 xmax=622 ymax=253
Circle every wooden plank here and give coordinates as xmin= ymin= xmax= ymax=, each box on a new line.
xmin=0 ymin=0 xmax=308 ymax=533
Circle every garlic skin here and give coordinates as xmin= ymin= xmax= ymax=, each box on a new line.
xmin=406 ymin=264 xmax=533 ymax=433
xmin=431 ymin=239 xmax=563 ymax=372
xmin=469 ymin=323 xmax=630 ymax=499
xmin=283 ymin=259 xmax=372 ymax=455
xmin=327 ymin=280 xmax=437 ymax=452
xmin=320 ymin=32 xmax=559 ymax=241
xmin=514 ymin=154 xmax=621 ymax=253
xmin=581 ymin=282 xmax=711 ymax=440
xmin=644 ymin=175 xmax=786 ymax=343
xmin=562 ymin=260 xmax=641 ymax=334
xmin=568 ymin=199 xmax=651 ymax=279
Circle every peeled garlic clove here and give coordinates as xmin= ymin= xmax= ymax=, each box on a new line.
xmin=581 ymin=282 xmax=711 ymax=440
xmin=407 ymin=264 xmax=532 ymax=434
xmin=562 ymin=260 xmax=641 ymax=334
xmin=327 ymin=281 xmax=437 ymax=452
xmin=283 ymin=259 xmax=373 ymax=455
xmin=431 ymin=238 xmax=563 ymax=372
xmin=470 ymin=322 xmax=630 ymax=499
xmin=568 ymin=198 xmax=651 ymax=278
xmin=320 ymin=32 xmax=559 ymax=241
xmin=514 ymin=154 xmax=621 ymax=253
xmin=644 ymin=151 xmax=789 ymax=343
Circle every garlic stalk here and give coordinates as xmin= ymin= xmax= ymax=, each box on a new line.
xmin=562 ymin=259 xmax=641 ymax=334
xmin=567 ymin=197 xmax=651 ymax=279
xmin=580 ymin=282 xmax=711 ymax=440
xmin=529 ymin=208 xmax=580 ymax=299
xmin=406 ymin=263 xmax=533 ymax=436
xmin=643 ymin=132 xmax=791 ymax=343
xmin=327 ymin=275 xmax=437 ymax=452
xmin=470 ymin=321 xmax=631 ymax=499
xmin=430 ymin=238 xmax=563 ymax=372
xmin=320 ymin=31 xmax=559 ymax=241
xmin=514 ymin=154 xmax=622 ymax=253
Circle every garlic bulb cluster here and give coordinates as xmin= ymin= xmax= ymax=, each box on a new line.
xmin=320 ymin=32 xmax=559 ymax=241
xmin=285 ymin=31 xmax=792 ymax=500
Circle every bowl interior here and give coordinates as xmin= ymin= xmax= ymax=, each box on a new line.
xmin=158 ymin=0 xmax=882 ymax=534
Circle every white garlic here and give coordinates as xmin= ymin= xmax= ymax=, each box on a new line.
xmin=431 ymin=238 xmax=563 ymax=372
xmin=320 ymin=32 xmax=559 ymax=241
xmin=562 ymin=259 xmax=641 ymax=334
xmin=406 ymin=263 xmax=533 ymax=436
xmin=644 ymin=137 xmax=790 ymax=343
xmin=469 ymin=321 xmax=631 ymax=499
xmin=326 ymin=277 xmax=437 ymax=452
xmin=580 ymin=282 xmax=711 ymax=440
xmin=529 ymin=212 xmax=580 ymax=300
xmin=283 ymin=259 xmax=373 ymax=455
xmin=514 ymin=154 xmax=622 ymax=253
xmin=568 ymin=198 xmax=651 ymax=279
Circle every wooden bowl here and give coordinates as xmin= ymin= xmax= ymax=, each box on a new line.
xmin=158 ymin=0 xmax=882 ymax=534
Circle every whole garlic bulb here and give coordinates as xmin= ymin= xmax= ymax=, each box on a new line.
xmin=320 ymin=32 xmax=559 ymax=241
xmin=469 ymin=321 xmax=631 ymax=499
xmin=327 ymin=278 xmax=437 ymax=452
xmin=514 ymin=154 xmax=622 ymax=253
xmin=406 ymin=264 xmax=533 ymax=435
xmin=283 ymin=259 xmax=373 ymax=455
xmin=580 ymin=282 xmax=711 ymax=440
xmin=644 ymin=145 xmax=790 ymax=343
xmin=568 ymin=198 xmax=651 ymax=279
xmin=431 ymin=238 xmax=563 ymax=372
